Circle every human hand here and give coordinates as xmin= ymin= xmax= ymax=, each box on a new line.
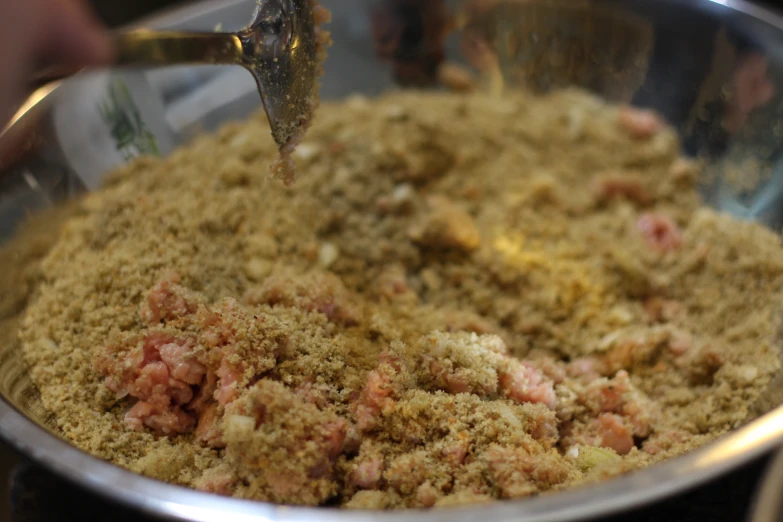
xmin=0 ymin=0 xmax=112 ymax=130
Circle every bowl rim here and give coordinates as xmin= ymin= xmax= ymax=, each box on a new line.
xmin=2 ymin=0 xmax=783 ymax=520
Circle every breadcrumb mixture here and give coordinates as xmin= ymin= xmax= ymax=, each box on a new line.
xmin=19 ymin=89 xmax=783 ymax=509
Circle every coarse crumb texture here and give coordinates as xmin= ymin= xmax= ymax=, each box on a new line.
xmin=19 ymin=89 xmax=783 ymax=509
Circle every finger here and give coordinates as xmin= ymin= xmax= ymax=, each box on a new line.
xmin=40 ymin=0 xmax=113 ymax=68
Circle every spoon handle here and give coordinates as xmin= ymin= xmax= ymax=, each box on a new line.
xmin=112 ymin=30 xmax=245 ymax=67
xmin=30 ymin=30 xmax=245 ymax=89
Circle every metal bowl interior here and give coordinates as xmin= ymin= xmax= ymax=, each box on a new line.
xmin=750 ymin=449 xmax=783 ymax=522
xmin=3 ymin=0 xmax=783 ymax=521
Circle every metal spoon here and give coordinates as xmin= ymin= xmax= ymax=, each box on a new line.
xmin=32 ymin=0 xmax=326 ymax=151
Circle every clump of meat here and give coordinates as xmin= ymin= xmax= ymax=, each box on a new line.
xmin=197 ymin=297 xmax=285 ymax=407
xmin=483 ymin=445 xmax=572 ymax=498
xmin=573 ymin=325 xmax=725 ymax=386
xmin=415 ymin=331 xmax=504 ymax=396
xmin=499 ymin=358 xmax=558 ymax=411
xmin=351 ymin=447 xmax=385 ymax=490
xmin=642 ymin=430 xmax=693 ymax=456
xmin=412 ymin=332 xmax=557 ymax=410
xmin=343 ymin=388 xmax=562 ymax=504
xmin=219 ymin=379 xmax=348 ymax=505
xmin=353 ymin=350 xmax=414 ymax=433
xmin=561 ymin=370 xmax=657 ymax=455
xmin=95 ymin=330 xmax=202 ymax=435
xmin=246 ymin=269 xmax=361 ymax=326
xmin=95 ymin=277 xmax=288 ymax=439
xmin=591 ymin=172 xmax=653 ymax=206
xmin=638 ymin=213 xmax=683 ymax=252
xmin=139 ymin=276 xmax=204 ymax=327
xmin=373 ymin=264 xmax=418 ymax=303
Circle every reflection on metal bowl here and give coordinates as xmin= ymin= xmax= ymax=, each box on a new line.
xmin=750 ymin=449 xmax=783 ymax=522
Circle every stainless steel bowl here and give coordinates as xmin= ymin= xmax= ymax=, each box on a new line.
xmin=3 ymin=0 xmax=783 ymax=520
xmin=750 ymin=449 xmax=783 ymax=522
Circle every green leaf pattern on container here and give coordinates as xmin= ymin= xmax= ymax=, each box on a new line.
xmin=99 ymin=79 xmax=161 ymax=160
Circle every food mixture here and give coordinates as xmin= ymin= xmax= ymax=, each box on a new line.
xmin=18 ymin=89 xmax=783 ymax=509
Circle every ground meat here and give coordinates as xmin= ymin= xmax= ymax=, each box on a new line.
xmin=246 ymin=269 xmax=361 ymax=326
xmin=415 ymin=332 xmax=503 ymax=396
xmin=591 ymin=173 xmax=653 ymax=206
xmin=643 ymin=297 xmax=684 ymax=323
xmin=561 ymin=370 xmax=657 ymax=455
xmin=374 ymin=264 xmax=418 ymax=303
xmin=579 ymin=370 xmax=657 ymax=438
xmin=567 ymin=356 xmax=608 ymax=382
xmin=140 ymin=276 xmax=204 ymax=327
xmin=95 ymin=331 xmax=201 ymax=435
xmin=642 ymin=430 xmax=692 ymax=456
xmin=17 ymin=89 xmax=783 ymax=510
xmin=637 ymin=213 xmax=683 ymax=252
xmin=351 ymin=452 xmax=384 ymax=489
xmin=353 ymin=351 xmax=412 ymax=432
xmin=221 ymin=379 xmax=348 ymax=505
xmin=441 ymin=310 xmax=505 ymax=338
xmin=499 ymin=360 xmax=557 ymax=410
xmin=196 ymin=466 xmax=236 ymax=496
xmin=483 ymin=445 xmax=572 ymax=498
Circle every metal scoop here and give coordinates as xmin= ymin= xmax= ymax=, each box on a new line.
xmin=32 ymin=0 xmax=327 ymax=151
